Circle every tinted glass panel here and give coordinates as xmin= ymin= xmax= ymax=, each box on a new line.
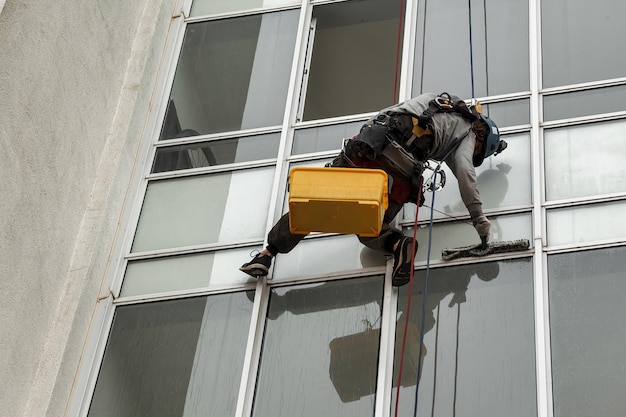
xmin=542 ymin=0 xmax=626 ymax=87
xmin=88 ymin=293 xmax=253 ymax=417
xmin=253 ymin=277 xmax=384 ymax=416
xmin=190 ymin=0 xmax=298 ymax=17
xmin=160 ymin=10 xmax=298 ymax=138
xmin=393 ymin=259 xmax=536 ymax=417
xmin=302 ymin=0 xmax=403 ymax=121
xmin=413 ymin=0 xmax=529 ymax=98
xmin=546 ymin=201 xmax=626 ymax=247
xmin=548 ymin=248 xmax=626 ymax=417
xmin=132 ymin=168 xmax=274 ymax=252
xmin=544 ymin=85 xmax=626 ymax=121
xmin=121 ymin=247 xmax=260 ymax=297
xmin=153 ymin=133 xmax=280 ymax=173
xmin=544 ymin=120 xmax=626 ymax=201
xmin=291 ymin=121 xmax=364 ymax=155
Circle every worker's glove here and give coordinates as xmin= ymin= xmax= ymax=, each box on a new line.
xmin=473 ymin=215 xmax=491 ymax=243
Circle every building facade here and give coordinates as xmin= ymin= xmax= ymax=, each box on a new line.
xmin=3 ymin=0 xmax=626 ymax=416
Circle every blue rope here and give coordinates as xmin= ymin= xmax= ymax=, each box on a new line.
xmin=412 ymin=166 xmax=438 ymax=417
xmin=468 ymin=0 xmax=475 ymax=99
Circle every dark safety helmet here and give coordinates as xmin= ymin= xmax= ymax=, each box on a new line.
xmin=473 ymin=114 xmax=507 ymax=167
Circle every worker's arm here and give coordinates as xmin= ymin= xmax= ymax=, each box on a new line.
xmin=445 ymin=133 xmax=491 ymax=242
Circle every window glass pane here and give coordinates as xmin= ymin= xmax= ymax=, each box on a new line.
xmin=190 ymin=0 xmax=298 ymax=17
xmin=132 ymin=168 xmax=274 ymax=252
xmin=273 ymin=234 xmax=386 ymax=281
xmin=413 ymin=0 xmax=529 ymax=98
xmin=394 ymin=259 xmax=536 ymax=417
xmin=544 ymin=120 xmax=626 ymax=201
xmin=153 ymin=133 xmax=280 ymax=173
xmin=253 ymin=277 xmax=384 ymax=416
xmin=121 ymin=247 xmax=260 ymax=298
xmin=88 ymin=293 xmax=254 ymax=417
xmin=160 ymin=10 xmax=299 ymax=139
xmin=413 ymin=133 xmax=531 ymax=220
xmin=302 ymin=0 xmax=403 ymax=121
xmin=480 ymin=99 xmax=530 ymax=127
xmin=542 ymin=0 xmax=626 ymax=87
xmin=544 ymin=85 xmax=626 ymax=122
xmin=546 ymin=201 xmax=626 ymax=247
xmin=291 ymin=121 xmax=364 ymax=155
xmin=408 ymin=213 xmax=532 ymax=263
xmin=548 ymin=248 xmax=626 ymax=417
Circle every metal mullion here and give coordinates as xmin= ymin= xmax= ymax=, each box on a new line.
xmin=292 ymin=111 xmax=373 ymax=129
xmin=541 ymin=110 xmax=626 ymax=129
xmin=153 ymin=125 xmax=282 ymax=148
xmin=185 ymin=3 xmax=302 ymax=23
xmin=540 ymin=76 xmax=626 ymax=96
xmin=113 ymin=282 xmax=257 ymax=306
xmin=235 ymin=2 xmax=312 ymax=417
xmin=529 ymin=0 xmax=553 ymax=416
xmin=145 ymin=159 xmax=277 ymax=180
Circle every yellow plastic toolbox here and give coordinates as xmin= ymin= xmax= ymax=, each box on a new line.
xmin=288 ymin=167 xmax=388 ymax=237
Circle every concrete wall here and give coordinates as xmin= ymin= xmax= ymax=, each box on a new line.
xmin=0 ymin=0 xmax=180 ymax=415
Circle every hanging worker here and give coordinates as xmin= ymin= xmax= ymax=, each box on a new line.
xmin=240 ymin=92 xmax=507 ymax=286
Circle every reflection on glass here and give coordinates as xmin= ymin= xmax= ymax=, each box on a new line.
xmin=413 ymin=0 xmax=528 ymax=98
xmin=542 ymin=0 xmax=626 ymax=87
xmin=393 ymin=259 xmax=536 ymax=417
xmin=253 ymin=277 xmax=384 ymax=416
xmin=132 ymin=168 xmax=274 ymax=252
xmin=160 ymin=10 xmax=299 ymax=138
xmin=190 ymin=0 xmax=298 ymax=17
xmin=88 ymin=292 xmax=254 ymax=417
xmin=548 ymin=247 xmax=626 ymax=417
xmin=153 ymin=133 xmax=281 ymax=173
xmin=302 ymin=0 xmax=403 ymax=120
xmin=121 ymin=247 xmax=260 ymax=297
xmin=291 ymin=121 xmax=364 ymax=155
xmin=413 ymin=133 xmax=531 ymax=220
xmin=544 ymin=120 xmax=626 ymax=201
xmin=273 ymin=234 xmax=387 ymax=281
xmin=546 ymin=201 xmax=626 ymax=247
xmin=544 ymin=85 xmax=626 ymax=121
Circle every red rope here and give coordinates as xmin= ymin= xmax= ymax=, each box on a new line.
xmin=393 ymin=187 xmax=421 ymax=417
xmin=392 ymin=0 xmax=406 ymax=103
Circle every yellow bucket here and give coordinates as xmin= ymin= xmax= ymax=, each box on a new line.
xmin=288 ymin=167 xmax=388 ymax=237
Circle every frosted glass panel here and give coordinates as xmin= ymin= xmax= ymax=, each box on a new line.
xmin=547 ymin=201 xmax=626 ymax=246
xmin=190 ymin=0 xmax=298 ymax=17
xmin=253 ymin=277 xmax=384 ymax=415
xmin=411 ymin=133 xmax=531 ymax=221
xmin=273 ymin=235 xmax=387 ymax=281
xmin=549 ymin=248 xmax=626 ymax=417
xmin=394 ymin=259 xmax=536 ymax=416
xmin=411 ymin=213 xmax=532 ymax=262
xmin=545 ymin=120 xmax=626 ymax=201
xmin=88 ymin=293 xmax=253 ymax=417
xmin=121 ymin=247 xmax=259 ymax=297
xmin=132 ymin=168 xmax=274 ymax=252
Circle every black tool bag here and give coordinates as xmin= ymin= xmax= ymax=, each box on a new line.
xmin=344 ymin=124 xmax=388 ymax=162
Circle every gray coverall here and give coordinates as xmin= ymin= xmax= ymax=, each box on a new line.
xmin=265 ymin=93 xmax=486 ymax=256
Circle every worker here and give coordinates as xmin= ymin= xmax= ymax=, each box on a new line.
xmin=240 ymin=92 xmax=507 ymax=286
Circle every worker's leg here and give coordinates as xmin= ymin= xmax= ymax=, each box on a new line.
xmin=240 ymin=213 xmax=308 ymax=277
xmin=358 ymin=200 xmax=418 ymax=287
